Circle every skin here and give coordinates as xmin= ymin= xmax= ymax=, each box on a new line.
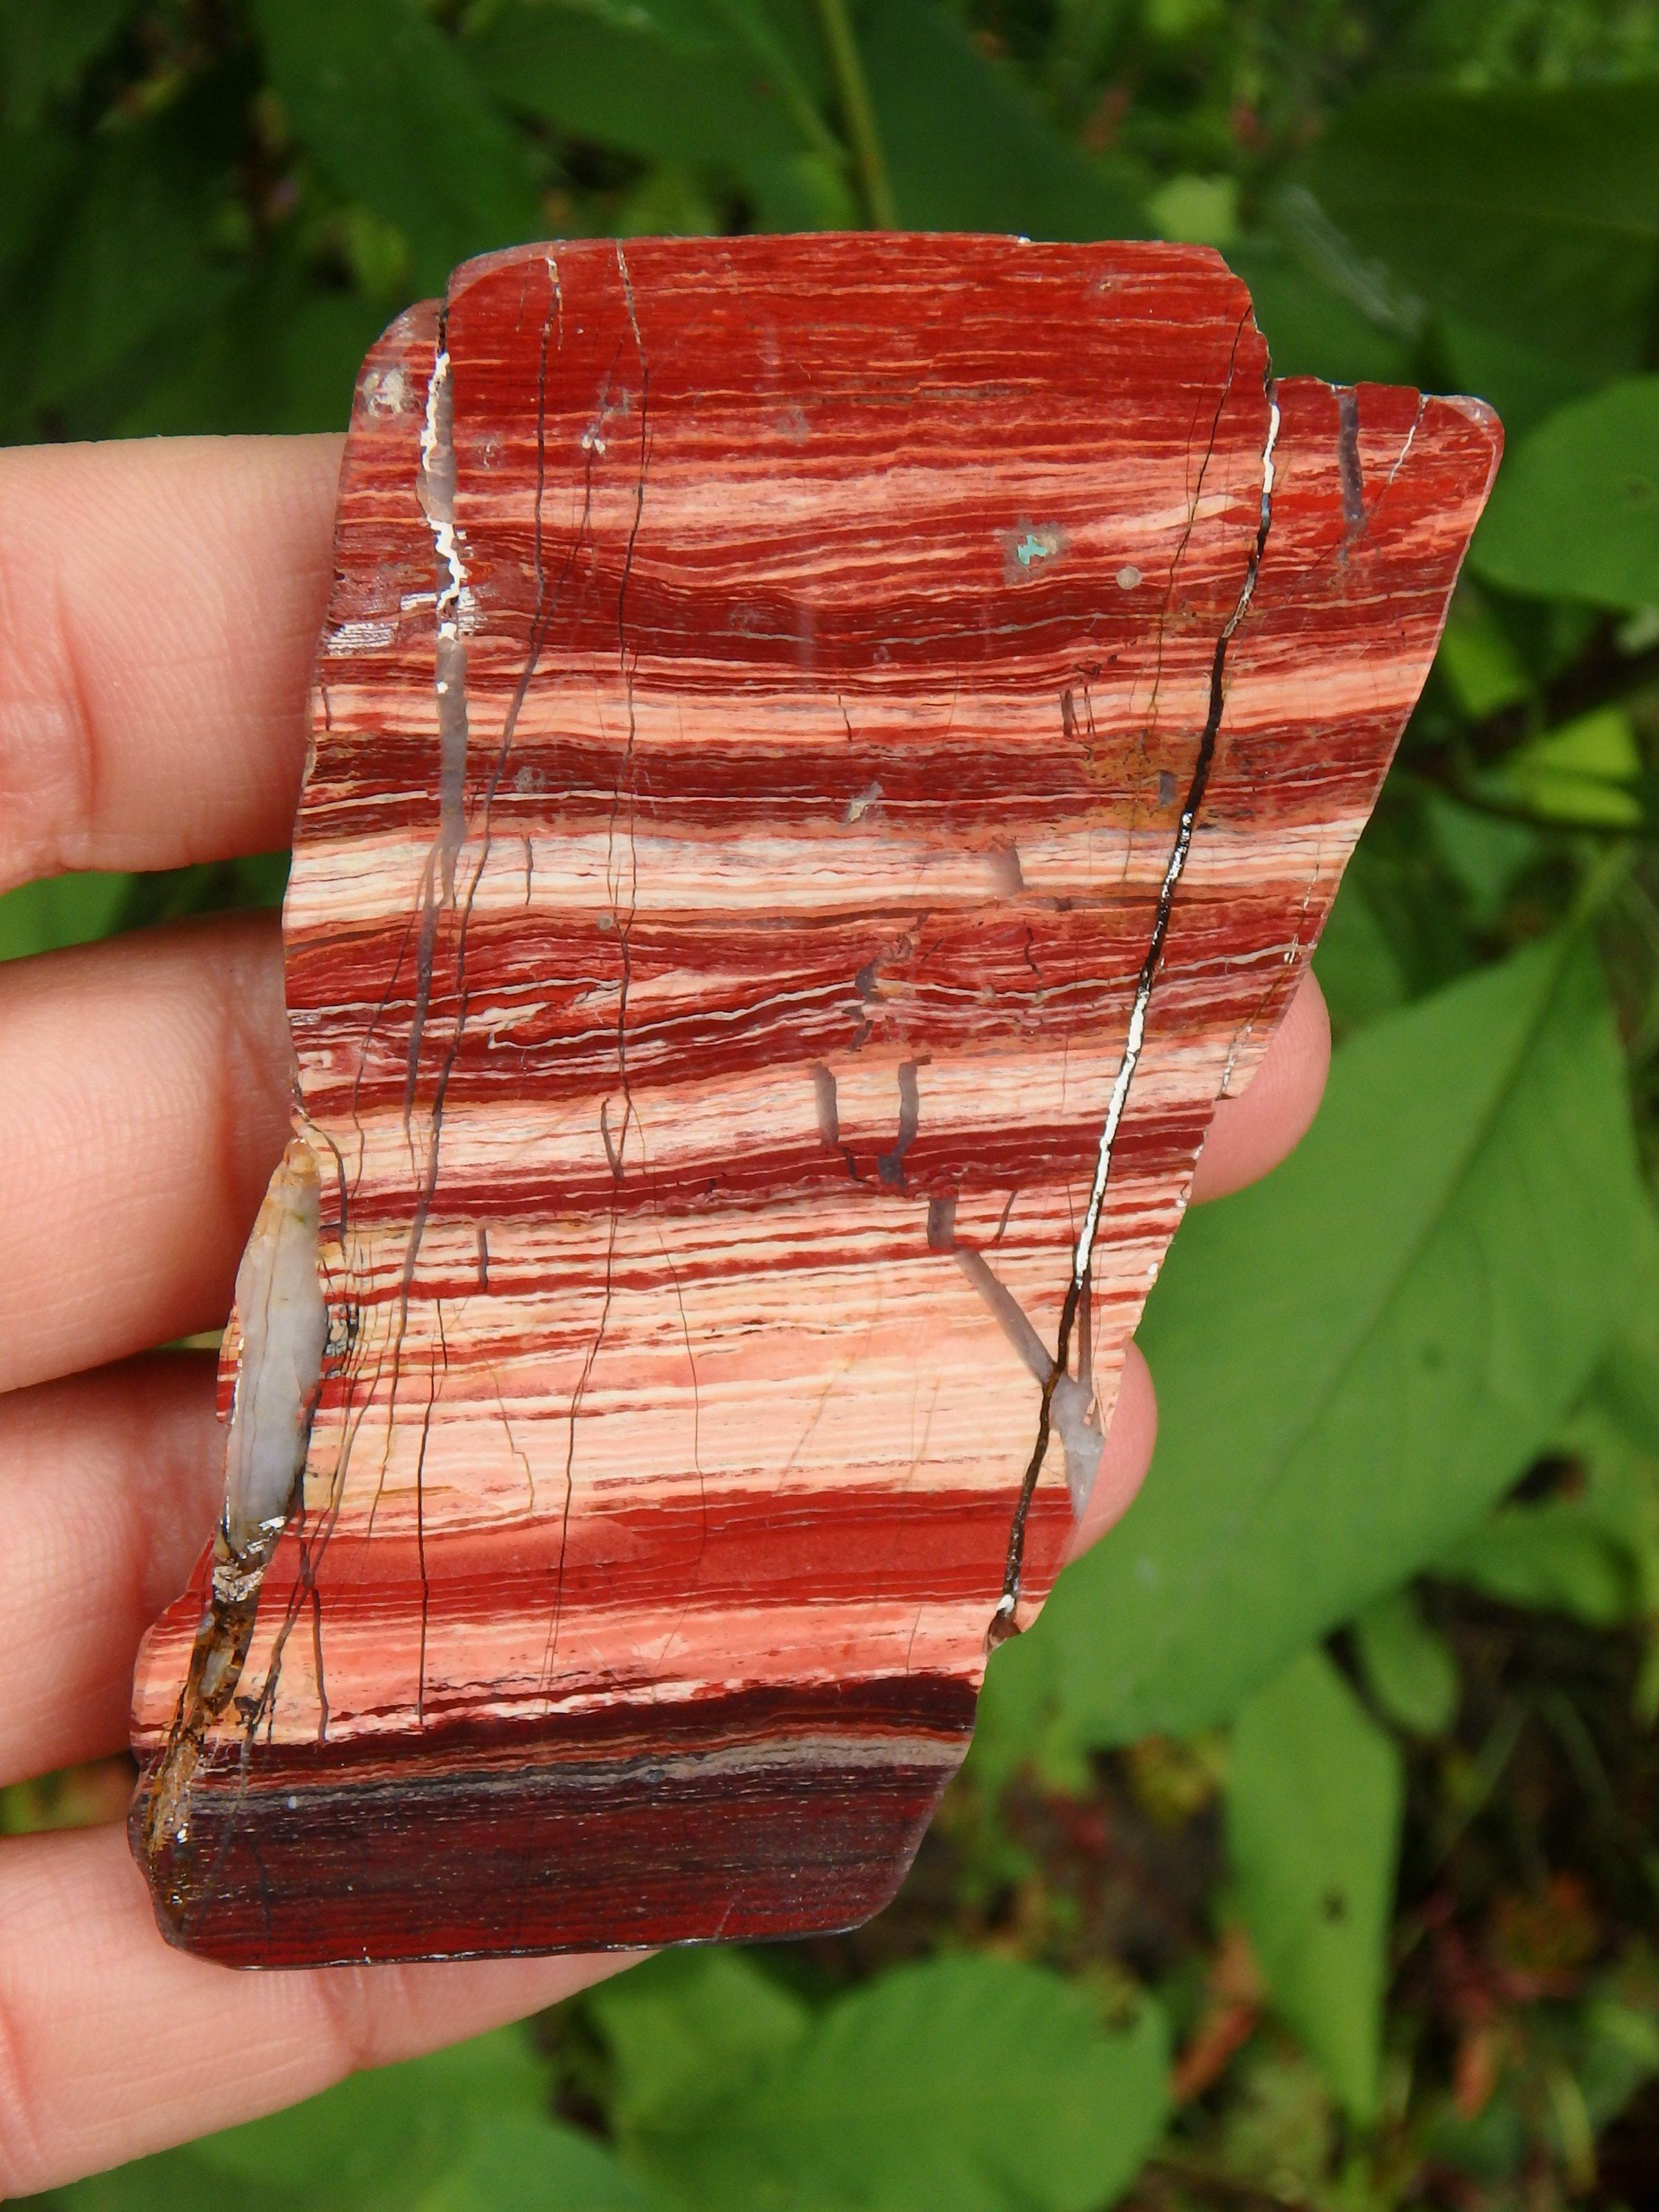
xmin=0 ymin=437 xmax=1333 ymax=2192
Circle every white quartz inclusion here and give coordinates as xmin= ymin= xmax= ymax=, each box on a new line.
xmin=223 ymin=1138 xmax=327 ymax=1552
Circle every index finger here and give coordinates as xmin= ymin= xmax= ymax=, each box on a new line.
xmin=0 ymin=435 xmax=343 ymax=894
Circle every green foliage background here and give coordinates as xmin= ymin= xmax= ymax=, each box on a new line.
xmin=6 ymin=0 xmax=1659 ymax=2205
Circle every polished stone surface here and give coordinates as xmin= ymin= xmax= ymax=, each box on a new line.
xmin=131 ymin=236 xmax=1500 ymax=1966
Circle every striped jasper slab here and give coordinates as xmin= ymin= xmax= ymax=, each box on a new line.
xmin=129 ymin=236 xmax=1501 ymax=1967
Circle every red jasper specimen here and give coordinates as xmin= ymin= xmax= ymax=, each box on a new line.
xmin=131 ymin=236 xmax=1499 ymax=1967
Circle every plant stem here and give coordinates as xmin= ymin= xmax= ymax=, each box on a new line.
xmin=813 ymin=0 xmax=897 ymax=227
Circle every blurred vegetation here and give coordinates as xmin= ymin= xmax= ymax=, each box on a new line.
xmin=6 ymin=0 xmax=1659 ymax=2204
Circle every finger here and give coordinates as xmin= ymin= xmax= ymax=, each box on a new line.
xmin=1188 ymin=971 xmax=1331 ymax=1204
xmin=0 ymin=435 xmax=341 ymax=892
xmin=0 ymin=1824 xmax=627 ymax=2195
xmin=0 ymin=1357 xmax=221 ymax=1788
xmin=0 ymin=913 xmax=290 ymax=1395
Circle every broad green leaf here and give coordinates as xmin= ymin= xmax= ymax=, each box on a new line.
xmin=1351 ymin=1585 xmax=1459 ymax=1736
xmin=110 ymin=272 xmax=391 ymax=437
xmin=1484 ymin=706 xmax=1644 ymax=830
xmin=617 ymin=1955 xmax=1168 ymax=2212
xmin=1312 ymin=874 xmax=1407 ymax=1033
xmin=1228 ymin=238 xmax=1414 ymax=390
xmin=0 ymin=0 xmax=135 ymax=124
xmin=54 ymin=2150 xmax=293 ymax=2212
xmin=0 ymin=126 xmax=75 ymax=279
xmin=1437 ymin=1364 xmax=1659 ymax=1631
xmin=1579 ymin=1985 xmax=1659 ymax=2129
xmin=415 ymin=2117 xmax=664 ymax=2212
xmin=590 ymin=1949 xmax=810 ymax=2137
xmin=251 ymin=0 xmax=541 ymax=292
xmin=1602 ymin=1333 xmax=1659 ymax=1458
xmin=1436 ymin=596 xmax=1533 ymax=720
xmin=263 ymin=291 xmax=402 ymax=434
xmin=1473 ymin=379 xmax=1659 ymax=615
xmin=984 ymin=931 xmax=1640 ymax=1747
xmin=743 ymin=150 xmax=861 ymax=232
xmin=467 ymin=0 xmax=830 ymax=178
xmin=1557 ymin=1367 xmax=1659 ymax=1612
xmin=1306 ymin=81 xmax=1659 ymax=391
xmin=26 ymin=88 xmax=243 ymax=416
xmin=194 ymin=2028 xmax=550 ymax=2195
xmin=1417 ymin=2094 xmax=1528 ymax=2187
xmin=1436 ymin=1498 xmax=1635 ymax=1625
xmin=862 ymin=0 xmax=1145 ymax=241
xmin=1438 ymin=315 xmax=1594 ymax=444
xmin=1228 ymin=1649 xmax=1402 ymax=2122
xmin=1421 ymin=796 xmax=1540 ymax=931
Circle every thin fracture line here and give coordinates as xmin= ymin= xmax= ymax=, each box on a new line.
xmin=990 ymin=384 xmax=1281 ymax=1643
xmin=1074 ymin=392 xmax=1280 ymax=1288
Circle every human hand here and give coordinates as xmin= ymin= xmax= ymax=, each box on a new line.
xmin=0 ymin=435 xmax=1331 ymax=2192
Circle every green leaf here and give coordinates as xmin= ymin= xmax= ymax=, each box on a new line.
xmin=467 ymin=0 xmax=829 ymax=178
xmin=984 ymin=931 xmax=1640 ymax=1747
xmin=1438 ymin=315 xmax=1595 ymax=443
xmin=1601 ymin=1331 xmax=1659 ymax=1458
xmin=0 ymin=126 xmax=76 ymax=281
xmin=1313 ymin=874 xmax=1407 ymax=1033
xmin=742 ymin=150 xmax=861 ymax=232
xmin=109 ymin=271 xmax=391 ymax=437
xmin=193 ymin=2027 xmax=551 ymax=2197
xmin=1436 ymin=1499 xmax=1638 ymax=1626
xmin=862 ymin=0 xmax=1145 ymax=241
xmin=1422 ymin=796 xmax=1541 ymax=930
xmin=250 ymin=0 xmax=541 ymax=292
xmin=1484 ymin=706 xmax=1644 ymax=830
xmin=1227 ymin=237 xmax=1414 ymax=390
xmin=1351 ymin=1585 xmax=1459 ymax=1736
xmin=0 ymin=0 xmax=137 ymax=126
xmin=1226 ymin=1648 xmax=1403 ymax=2122
xmin=1548 ymin=1364 xmax=1659 ymax=1626
xmin=0 ymin=872 xmax=131 ymax=962
xmin=1578 ymin=1987 xmax=1659 ymax=2129
xmin=0 ymin=855 xmax=287 ymax=966
xmin=415 ymin=2117 xmax=665 ymax=2212
xmin=1436 ymin=594 xmax=1534 ymax=720
xmin=612 ymin=1954 xmax=1168 ymax=2212
xmin=1473 ymin=379 xmax=1659 ymax=615
xmin=590 ymin=1949 xmax=811 ymax=2137
xmin=1305 ymin=80 xmax=1659 ymax=392
xmin=26 ymin=90 xmax=243 ymax=418
xmin=53 ymin=2148 xmax=294 ymax=2212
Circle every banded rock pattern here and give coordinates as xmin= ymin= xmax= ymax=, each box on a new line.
xmin=130 ymin=236 xmax=1500 ymax=1967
